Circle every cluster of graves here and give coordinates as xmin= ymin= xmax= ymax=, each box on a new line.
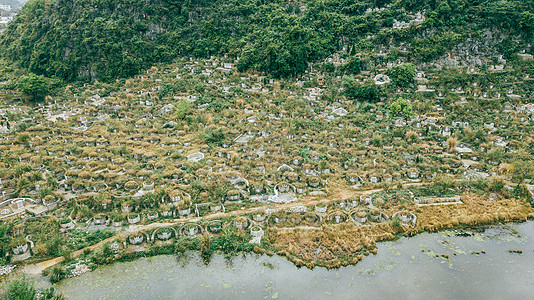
xmin=0 ymin=46 xmax=532 ymax=261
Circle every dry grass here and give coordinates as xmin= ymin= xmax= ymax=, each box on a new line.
xmin=267 ymin=192 xmax=534 ymax=268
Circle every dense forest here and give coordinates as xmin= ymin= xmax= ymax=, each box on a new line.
xmin=0 ymin=0 xmax=533 ymax=82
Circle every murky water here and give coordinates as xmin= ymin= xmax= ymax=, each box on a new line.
xmin=54 ymin=222 xmax=534 ymax=299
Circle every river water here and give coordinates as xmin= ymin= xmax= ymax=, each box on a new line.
xmin=53 ymin=222 xmax=534 ymax=299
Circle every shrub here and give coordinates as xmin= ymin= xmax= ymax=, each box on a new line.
xmin=343 ymin=77 xmax=382 ymax=103
xmin=17 ymin=74 xmax=50 ymax=102
xmin=1 ymin=276 xmax=36 ymax=300
xmin=387 ymin=64 xmax=416 ymax=88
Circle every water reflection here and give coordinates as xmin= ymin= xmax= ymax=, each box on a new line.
xmin=57 ymin=222 xmax=534 ymax=299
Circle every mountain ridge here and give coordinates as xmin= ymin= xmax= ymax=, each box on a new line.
xmin=0 ymin=0 xmax=533 ymax=82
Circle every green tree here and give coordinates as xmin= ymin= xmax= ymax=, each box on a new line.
xmin=343 ymin=77 xmax=381 ymax=103
xmin=175 ymin=100 xmax=190 ymax=120
xmin=17 ymin=74 xmax=49 ymax=102
xmin=387 ymin=64 xmax=416 ymax=88
xmin=0 ymin=223 xmax=10 ymax=264
xmin=390 ymin=97 xmax=414 ymax=118
xmin=520 ymin=12 xmax=534 ymax=34
xmin=48 ymin=265 xmax=66 ymax=284
xmin=343 ymin=57 xmax=365 ymax=74
xmin=513 ymin=184 xmax=531 ymax=201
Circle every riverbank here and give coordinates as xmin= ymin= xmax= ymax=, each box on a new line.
xmin=270 ymin=192 xmax=533 ymax=268
xmin=23 ymin=188 xmax=533 ymax=283
xmin=19 ymin=187 xmax=380 ymax=276
xmin=54 ymin=221 xmax=534 ymax=299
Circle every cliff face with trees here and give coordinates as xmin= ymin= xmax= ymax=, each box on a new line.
xmin=0 ymin=0 xmax=533 ymax=82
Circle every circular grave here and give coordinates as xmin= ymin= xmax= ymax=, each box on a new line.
xmin=252 ymin=212 xmax=266 ymax=222
xmin=351 ymin=209 xmax=368 ymax=224
xmin=367 ymin=209 xmax=386 ymax=223
xmin=327 ymin=211 xmax=348 ymax=224
xmin=127 ymin=213 xmax=141 ymax=224
xmin=250 ymin=226 xmax=264 ymax=237
xmin=154 ymin=227 xmax=177 ymax=241
xmin=12 ymin=242 xmax=29 ymax=256
xmin=392 ymin=211 xmax=417 ymax=226
xmin=288 ymin=213 xmax=302 ymax=226
xmin=315 ymin=204 xmax=328 ymax=214
xmin=146 ymin=211 xmax=159 ymax=221
xmin=181 ymin=223 xmax=203 ymax=237
xmin=346 ymin=199 xmax=359 ymax=209
xmin=268 ymin=211 xmax=288 ymax=226
xmin=333 ymin=200 xmax=347 ymax=210
xmin=128 ymin=232 xmax=145 ymax=245
xmin=59 ymin=218 xmax=74 ymax=229
xmin=234 ymin=217 xmax=250 ymax=230
xmin=124 ymin=181 xmax=139 ymax=191
xmin=160 ymin=207 xmax=174 ymax=218
xmin=93 ymin=214 xmax=109 ymax=225
xmin=359 ymin=195 xmax=373 ymax=205
xmin=302 ymin=212 xmax=321 ymax=225
xmin=206 ymin=220 xmax=224 ymax=234
xmin=210 ymin=202 xmax=223 ymax=213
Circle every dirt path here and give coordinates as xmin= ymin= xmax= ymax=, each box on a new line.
xmin=22 ymin=187 xmax=386 ymax=275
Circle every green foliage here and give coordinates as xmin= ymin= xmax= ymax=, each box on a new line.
xmin=172 ymin=235 xmax=197 ymax=258
xmin=48 ymin=265 xmax=66 ymax=284
xmin=1 ymin=276 xmax=36 ymax=300
xmin=200 ymin=233 xmax=212 ymax=264
xmin=410 ymin=32 xmax=462 ymax=62
xmin=471 ymin=178 xmax=489 ymax=192
xmin=211 ymin=226 xmax=253 ymax=255
xmin=1 ymin=275 xmax=62 ymax=300
xmin=432 ymin=175 xmax=457 ymax=194
xmin=488 ymin=176 xmax=505 ymax=193
xmin=513 ymin=184 xmax=531 ymax=202
xmin=343 ymin=77 xmax=381 ymax=103
xmin=203 ymin=128 xmax=226 ymax=146
xmin=91 ymin=242 xmax=114 ymax=265
xmin=0 ymin=0 xmax=334 ymax=81
xmin=175 ymin=100 xmax=190 ymax=120
xmin=498 ymin=39 xmax=519 ymax=59
xmin=389 ymin=97 xmax=414 ymax=118
xmin=16 ymin=134 xmax=30 ymax=146
xmin=343 ymin=57 xmax=365 ymax=75
xmin=16 ymin=73 xmax=49 ymax=101
xmin=238 ymin=22 xmax=333 ymax=78
xmin=520 ymin=12 xmax=534 ymax=34
xmin=387 ymin=64 xmax=416 ymax=88
xmin=511 ymin=161 xmax=534 ymax=183
xmin=64 ymin=230 xmax=114 ymax=251
xmin=9 ymin=235 xmax=26 ymax=248
xmin=0 ymin=222 xmax=10 ymax=265
xmin=1 ymin=0 xmax=533 ymax=82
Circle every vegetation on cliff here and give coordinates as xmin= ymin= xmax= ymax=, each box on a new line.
xmin=0 ymin=0 xmax=533 ymax=82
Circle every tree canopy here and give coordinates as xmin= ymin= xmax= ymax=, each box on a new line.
xmin=387 ymin=64 xmax=416 ymax=88
xmin=343 ymin=77 xmax=382 ymax=103
xmin=389 ymin=97 xmax=414 ymax=118
xmin=1 ymin=0 xmax=533 ymax=82
xmin=16 ymin=73 xmax=49 ymax=102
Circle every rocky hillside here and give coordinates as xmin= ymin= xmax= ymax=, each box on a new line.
xmin=0 ymin=0 xmax=533 ymax=82
xmin=0 ymin=0 xmax=23 ymax=8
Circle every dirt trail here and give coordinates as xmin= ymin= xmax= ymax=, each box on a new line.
xmin=22 ymin=187 xmax=386 ymax=275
